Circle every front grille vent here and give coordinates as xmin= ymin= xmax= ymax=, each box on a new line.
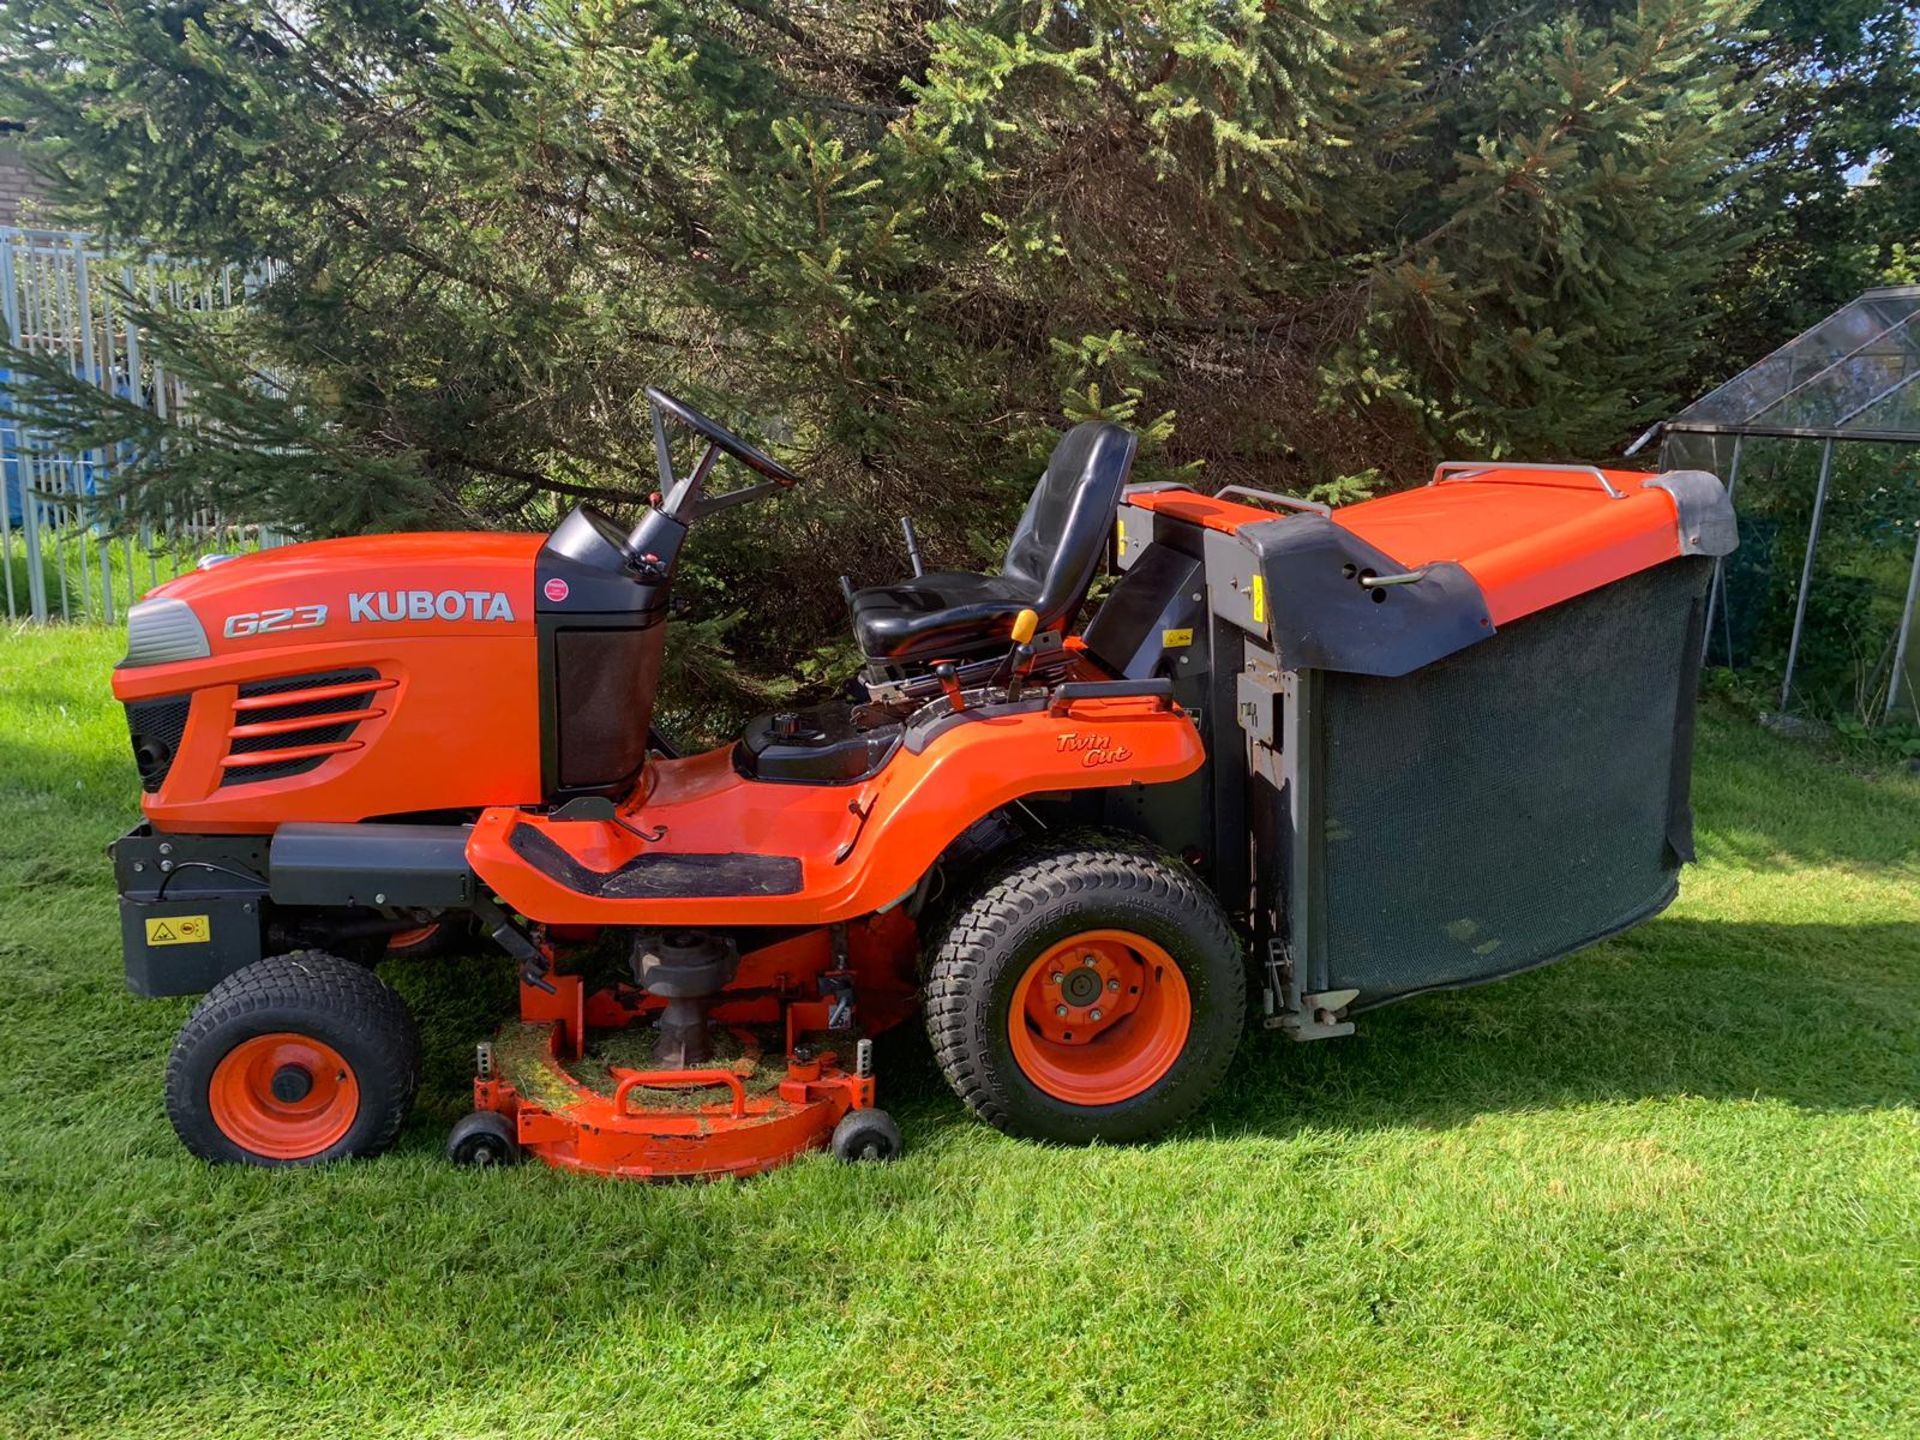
xmin=125 ymin=695 xmax=193 ymax=792
xmin=218 ymin=668 xmax=393 ymax=787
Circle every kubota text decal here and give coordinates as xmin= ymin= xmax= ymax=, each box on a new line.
xmin=349 ymin=590 xmax=516 ymax=622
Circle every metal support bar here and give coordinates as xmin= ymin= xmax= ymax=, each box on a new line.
xmin=1660 ymin=421 xmax=1920 ymax=445
xmin=1358 ymin=566 xmax=1431 ymax=589
xmin=1888 ymin=523 xmax=1920 ymax=724
xmin=1431 ymin=461 xmax=1626 ymax=500
xmin=1830 ymin=363 xmax=1920 ymax=431
xmin=1214 ymin=485 xmax=1333 ymax=519
xmin=1780 ymin=438 xmax=1834 ymax=712
xmin=1701 ymin=434 xmax=1742 ymax=664
xmin=899 ymin=515 xmax=924 ymax=576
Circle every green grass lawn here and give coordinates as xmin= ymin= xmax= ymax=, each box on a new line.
xmin=1 ymin=625 xmax=1915 ymax=1439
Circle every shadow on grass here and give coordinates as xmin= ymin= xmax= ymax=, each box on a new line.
xmin=384 ymin=915 xmax=1920 ymax=1167
xmin=1196 ymin=916 xmax=1920 ymax=1144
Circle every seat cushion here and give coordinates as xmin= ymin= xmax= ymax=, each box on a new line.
xmin=850 ymin=572 xmax=1034 ymax=661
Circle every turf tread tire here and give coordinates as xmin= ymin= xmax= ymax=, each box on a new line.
xmin=165 ymin=950 xmax=420 ymax=1166
xmin=925 ymin=831 xmax=1244 ymax=1143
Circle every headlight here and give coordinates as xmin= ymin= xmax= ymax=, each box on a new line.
xmin=120 ymin=597 xmax=211 ymax=667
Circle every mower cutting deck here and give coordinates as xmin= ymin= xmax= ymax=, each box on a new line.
xmin=106 ymin=389 xmax=1734 ymax=1179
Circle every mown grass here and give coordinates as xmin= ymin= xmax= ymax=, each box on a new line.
xmin=0 ymin=624 xmax=1915 ymax=1439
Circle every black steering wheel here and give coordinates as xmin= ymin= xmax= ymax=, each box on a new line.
xmin=645 ymin=386 xmax=803 ymax=489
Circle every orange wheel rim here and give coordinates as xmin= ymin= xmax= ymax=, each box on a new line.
xmin=208 ymin=1032 xmax=360 ymax=1160
xmin=1007 ymin=929 xmax=1192 ymax=1105
xmin=387 ymin=923 xmax=440 ymax=951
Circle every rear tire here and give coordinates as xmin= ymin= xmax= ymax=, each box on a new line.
xmin=925 ymin=833 xmax=1244 ymax=1143
xmin=165 ymin=950 xmax=420 ymax=1166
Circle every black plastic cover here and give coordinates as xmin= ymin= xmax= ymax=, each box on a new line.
xmin=1242 ymin=514 xmax=1494 ymax=677
xmin=537 ymin=504 xmax=677 ymax=619
xmin=736 ymin=704 xmax=901 ymax=785
xmin=536 ymin=504 xmax=679 ymax=802
xmin=269 ymin=822 xmax=476 ymax=909
xmin=119 ymin=895 xmax=266 ymax=998
xmin=111 ymin=826 xmax=270 ymax=997
xmin=1083 ymin=544 xmax=1205 ymax=679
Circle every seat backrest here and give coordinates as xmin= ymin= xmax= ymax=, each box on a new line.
xmin=1002 ymin=421 xmax=1138 ymax=628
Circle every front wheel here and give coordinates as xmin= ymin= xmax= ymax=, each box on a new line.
xmin=165 ymin=951 xmax=420 ymax=1166
xmin=925 ymin=834 xmax=1245 ymax=1143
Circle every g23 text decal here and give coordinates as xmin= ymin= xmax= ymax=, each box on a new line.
xmin=223 ymin=605 xmax=327 ymax=639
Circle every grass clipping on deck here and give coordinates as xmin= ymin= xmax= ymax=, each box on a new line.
xmin=492 ymin=1019 xmax=790 ymax=1113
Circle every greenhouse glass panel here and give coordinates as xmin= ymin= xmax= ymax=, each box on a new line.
xmin=1668 ymin=286 xmax=1920 ymax=441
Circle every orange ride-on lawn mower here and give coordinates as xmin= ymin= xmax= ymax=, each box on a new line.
xmin=108 ymin=389 xmax=1735 ymax=1178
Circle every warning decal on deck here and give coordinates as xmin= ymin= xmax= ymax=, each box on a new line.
xmin=1162 ymin=627 xmax=1194 ymax=648
xmin=145 ymin=915 xmax=211 ymax=946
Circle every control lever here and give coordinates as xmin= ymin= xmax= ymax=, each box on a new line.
xmin=473 ymin=894 xmax=556 ymax=994
xmin=1003 ymin=609 xmax=1040 ymax=703
xmin=934 ymin=662 xmax=965 ymax=712
xmin=899 ymin=516 xmax=925 ymax=577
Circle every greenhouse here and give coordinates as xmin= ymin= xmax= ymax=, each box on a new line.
xmin=1633 ymin=285 xmax=1920 ymax=725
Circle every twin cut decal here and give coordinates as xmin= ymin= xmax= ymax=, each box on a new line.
xmin=347 ymin=590 xmax=517 ymax=623
xmin=1055 ymin=731 xmax=1135 ymax=767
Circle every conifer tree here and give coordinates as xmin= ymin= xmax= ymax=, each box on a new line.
xmin=0 ymin=0 xmax=1775 ymax=681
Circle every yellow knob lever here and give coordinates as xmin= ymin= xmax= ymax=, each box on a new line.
xmin=1011 ymin=608 xmax=1040 ymax=646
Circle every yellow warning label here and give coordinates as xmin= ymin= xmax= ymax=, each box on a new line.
xmin=1250 ymin=574 xmax=1267 ymax=624
xmin=145 ymin=915 xmax=211 ymax=947
xmin=1114 ymin=516 xmax=1128 ymax=557
xmin=1162 ymin=627 xmax=1194 ymax=648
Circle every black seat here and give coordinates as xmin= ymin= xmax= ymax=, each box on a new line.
xmin=851 ymin=421 xmax=1138 ymax=665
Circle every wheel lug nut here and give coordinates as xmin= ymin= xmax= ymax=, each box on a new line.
xmin=1090 ymin=1008 xmax=1104 ymax=1022
xmin=1051 ymin=972 xmax=1064 ymax=984
xmin=1082 ymin=955 xmax=1097 ymax=967
xmin=1107 ymin=977 xmax=1120 ymax=991
xmin=1056 ymin=1005 xmax=1068 ymax=1018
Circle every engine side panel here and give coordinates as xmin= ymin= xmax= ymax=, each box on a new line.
xmin=112 ymin=533 xmax=544 ymax=832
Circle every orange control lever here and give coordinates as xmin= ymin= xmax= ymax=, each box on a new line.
xmin=1006 ymin=608 xmax=1041 ymax=702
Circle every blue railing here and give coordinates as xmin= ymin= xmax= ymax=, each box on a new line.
xmin=0 ymin=225 xmax=284 ymax=624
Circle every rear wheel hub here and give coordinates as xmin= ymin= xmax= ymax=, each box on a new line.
xmin=1009 ymin=930 xmax=1193 ymax=1106
xmin=1059 ymin=967 xmax=1104 ymax=1007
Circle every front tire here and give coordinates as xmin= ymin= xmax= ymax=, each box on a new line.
xmin=925 ymin=833 xmax=1245 ymax=1143
xmin=831 ymin=1107 xmax=903 ymax=1163
xmin=165 ymin=951 xmax=420 ymax=1166
xmin=447 ymin=1110 xmax=521 ymax=1168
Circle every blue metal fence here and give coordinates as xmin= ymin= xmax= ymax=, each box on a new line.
xmin=0 ymin=225 xmax=286 ymax=625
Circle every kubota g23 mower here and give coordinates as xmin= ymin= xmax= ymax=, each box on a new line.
xmin=108 ymin=389 xmax=1734 ymax=1177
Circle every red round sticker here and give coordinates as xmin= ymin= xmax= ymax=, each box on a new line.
xmin=543 ymin=577 xmax=570 ymax=604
